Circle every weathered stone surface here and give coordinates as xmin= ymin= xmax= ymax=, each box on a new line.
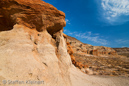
xmin=114 ymin=48 xmax=129 ymax=57
xmin=0 ymin=0 xmax=66 ymax=35
xmin=67 ymin=36 xmax=129 ymax=77
xmin=66 ymin=41 xmax=88 ymax=70
xmin=67 ymin=36 xmax=117 ymax=56
xmin=0 ymin=0 xmax=71 ymax=86
xmin=0 ymin=0 xmax=129 ymax=86
xmin=0 ymin=25 xmax=72 ymax=86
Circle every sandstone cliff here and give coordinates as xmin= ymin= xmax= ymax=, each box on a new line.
xmin=0 ymin=0 xmax=129 ymax=86
xmin=0 ymin=0 xmax=72 ymax=86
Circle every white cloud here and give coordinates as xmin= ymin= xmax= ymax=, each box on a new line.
xmin=75 ymin=33 xmax=108 ymax=45
xmin=121 ymin=46 xmax=126 ymax=48
xmin=94 ymin=33 xmax=99 ymax=35
xmin=65 ymin=19 xmax=71 ymax=24
xmin=64 ymin=29 xmax=108 ymax=45
xmin=63 ymin=29 xmax=67 ymax=33
xmin=65 ymin=19 xmax=69 ymax=22
xmin=87 ymin=31 xmax=92 ymax=35
xmin=101 ymin=0 xmax=129 ymax=24
xmin=115 ymin=39 xmax=129 ymax=44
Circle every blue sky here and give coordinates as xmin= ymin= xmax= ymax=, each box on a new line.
xmin=43 ymin=0 xmax=129 ymax=48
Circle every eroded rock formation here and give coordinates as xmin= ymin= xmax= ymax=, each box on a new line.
xmin=0 ymin=0 xmax=129 ymax=86
xmin=67 ymin=36 xmax=117 ymax=56
xmin=114 ymin=48 xmax=129 ymax=57
xmin=0 ymin=0 xmax=71 ymax=86
xmin=67 ymin=36 xmax=129 ymax=76
xmin=66 ymin=42 xmax=88 ymax=69
xmin=0 ymin=0 xmax=66 ymax=34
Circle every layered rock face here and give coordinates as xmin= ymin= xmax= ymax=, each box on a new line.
xmin=114 ymin=48 xmax=129 ymax=57
xmin=0 ymin=0 xmax=72 ymax=86
xmin=67 ymin=36 xmax=129 ymax=76
xmin=0 ymin=0 xmax=66 ymax=34
xmin=67 ymin=36 xmax=117 ymax=56
xmin=66 ymin=41 xmax=88 ymax=69
xmin=1 ymin=1 xmax=129 ymax=86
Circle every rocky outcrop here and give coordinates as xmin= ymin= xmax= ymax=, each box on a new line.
xmin=114 ymin=48 xmax=129 ymax=57
xmin=0 ymin=0 xmax=66 ymax=34
xmin=66 ymin=42 xmax=88 ymax=69
xmin=67 ymin=36 xmax=129 ymax=76
xmin=67 ymin=36 xmax=117 ymax=56
xmin=0 ymin=0 xmax=71 ymax=86
xmin=0 ymin=0 xmax=129 ymax=86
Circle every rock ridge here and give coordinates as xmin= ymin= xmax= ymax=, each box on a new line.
xmin=67 ymin=36 xmax=117 ymax=56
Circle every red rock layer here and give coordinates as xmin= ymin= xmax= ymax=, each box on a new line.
xmin=0 ymin=0 xmax=66 ymax=35
xmin=67 ymin=42 xmax=88 ymax=69
xmin=89 ymin=49 xmax=117 ymax=56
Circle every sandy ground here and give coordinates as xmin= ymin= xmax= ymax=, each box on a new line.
xmin=70 ymin=66 xmax=129 ymax=86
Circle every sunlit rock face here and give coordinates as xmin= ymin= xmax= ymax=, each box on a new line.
xmin=0 ymin=0 xmax=66 ymax=34
xmin=114 ymin=48 xmax=129 ymax=57
xmin=1 ymin=1 xmax=129 ymax=86
xmin=67 ymin=36 xmax=117 ymax=56
xmin=0 ymin=0 xmax=72 ymax=86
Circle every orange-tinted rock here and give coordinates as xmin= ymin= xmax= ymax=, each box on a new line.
xmin=84 ymin=65 xmax=88 ymax=68
xmin=0 ymin=0 xmax=66 ymax=35
xmin=92 ymin=50 xmax=98 ymax=56
xmin=67 ymin=36 xmax=118 ymax=56
xmin=63 ymin=33 xmax=67 ymax=38
xmin=75 ymin=62 xmax=83 ymax=69
xmin=82 ymin=50 xmax=88 ymax=54
xmin=67 ymin=42 xmax=88 ymax=69
xmin=0 ymin=1 xmax=73 ymax=86
xmin=114 ymin=48 xmax=129 ymax=57
xmin=67 ymin=42 xmax=74 ymax=55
